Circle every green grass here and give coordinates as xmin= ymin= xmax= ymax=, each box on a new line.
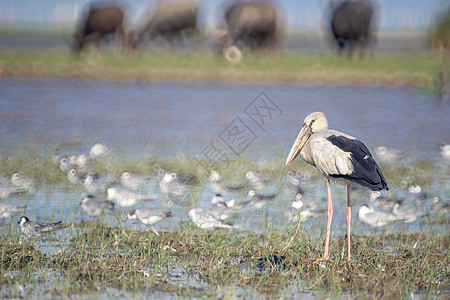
xmin=0 ymin=145 xmax=446 ymax=189
xmin=0 ymin=22 xmax=73 ymax=38
xmin=0 ymin=48 xmax=441 ymax=90
xmin=0 ymin=226 xmax=448 ymax=298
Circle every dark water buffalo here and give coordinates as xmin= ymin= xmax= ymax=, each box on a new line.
xmin=329 ymin=0 xmax=375 ymax=57
xmin=72 ymin=2 xmax=127 ymax=54
xmin=130 ymin=1 xmax=198 ymax=48
xmin=222 ymin=1 xmax=278 ymax=51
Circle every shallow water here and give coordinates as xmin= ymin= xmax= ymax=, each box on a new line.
xmin=1 ymin=78 xmax=449 ymax=157
xmin=1 ymin=78 xmax=449 ymax=229
xmin=0 ymin=78 xmax=449 ymax=298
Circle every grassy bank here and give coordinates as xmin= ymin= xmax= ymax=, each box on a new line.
xmin=0 ymin=48 xmax=440 ymax=89
xmin=0 ymin=148 xmax=448 ymax=297
xmin=0 ymin=227 xmax=448 ymax=298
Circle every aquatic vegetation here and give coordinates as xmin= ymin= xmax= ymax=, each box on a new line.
xmin=0 ymin=148 xmax=448 ymax=298
xmin=0 ymin=226 xmax=448 ymax=298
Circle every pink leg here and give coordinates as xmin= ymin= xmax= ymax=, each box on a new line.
xmin=346 ymin=184 xmax=352 ymax=266
xmin=314 ymin=180 xmax=333 ymax=263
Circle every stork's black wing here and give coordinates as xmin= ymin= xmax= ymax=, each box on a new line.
xmin=326 ymin=135 xmax=388 ymax=191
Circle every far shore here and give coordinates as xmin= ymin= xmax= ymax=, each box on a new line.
xmin=0 ymin=48 xmax=440 ymax=90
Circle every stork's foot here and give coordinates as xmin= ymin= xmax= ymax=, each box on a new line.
xmin=347 ymin=258 xmax=353 ymax=268
xmin=310 ymin=256 xmax=333 ymax=264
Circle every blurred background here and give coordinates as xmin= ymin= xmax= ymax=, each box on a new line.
xmin=0 ymin=0 xmax=449 ymax=159
xmin=0 ymin=0 xmax=448 ymax=51
xmin=0 ymin=0 xmax=443 ymax=28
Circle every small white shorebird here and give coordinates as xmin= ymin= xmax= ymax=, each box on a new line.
xmin=358 ymin=204 xmax=398 ymax=228
xmin=210 ymin=193 xmax=243 ymax=208
xmin=159 ymin=171 xmax=189 ymax=196
xmin=408 ymin=184 xmax=427 ymax=206
xmin=247 ymin=189 xmax=275 ymax=209
xmin=0 ymin=203 xmax=26 ymax=218
xmin=120 ymin=171 xmax=152 ymax=190
xmin=290 ymin=193 xmax=324 ymax=210
xmin=89 ymin=142 xmax=111 ymax=159
xmin=369 ymin=191 xmax=395 ymax=210
xmin=207 ymin=202 xmax=235 ymax=221
xmin=208 ymin=194 xmax=247 ymax=221
xmin=283 ymin=172 xmax=307 ymax=199
xmin=392 ymin=202 xmax=425 ymax=223
xmin=0 ymin=181 xmax=28 ymax=198
xmin=375 ymin=146 xmax=408 ymax=163
xmin=18 ymin=216 xmax=67 ymax=237
xmin=127 ymin=208 xmax=172 ymax=225
xmin=69 ymin=154 xmax=89 ymax=166
xmin=286 ymin=111 xmax=388 ymax=264
xmin=81 ymin=195 xmax=115 ymax=217
xmin=285 ymin=207 xmax=325 ymax=224
xmin=209 ymin=170 xmax=243 ymax=196
xmin=67 ymin=169 xmax=85 ymax=185
xmin=52 ymin=149 xmax=65 ymax=165
xmin=246 ymin=171 xmax=266 ymax=191
xmin=11 ymin=173 xmax=35 ymax=193
xmin=106 ymin=187 xmax=157 ymax=208
xmin=58 ymin=157 xmax=78 ymax=174
xmin=127 ymin=208 xmax=172 ymax=235
xmin=188 ymin=208 xmax=239 ymax=230
xmin=285 ymin=194 xmax=325 ymax=223
xmin=69 ymin=153 xmax=92 ymax=170
xmin=209 ymin=171 xmax=228 ymax=195
xmin=440 ymin=144 xmax=450 ymax=162
xmin=211 ymin=193 xmax=228 ymax=205
xmin=69 ymin=153 xmax=93 ymax=170
xmin=84 ymin=174 xmax=116 ymax=195
xmin=431 ymin=197 xmax=449 ymax=214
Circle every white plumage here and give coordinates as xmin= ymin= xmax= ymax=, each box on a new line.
xmin=286 ymin=111 xmax=388 ymax=264
xmin=0 ymin=203 xmax=26 ymax=218
xmin=106 ymin=187 xmax=157 ymax=208
xmin=81 ymin=195 xmax=114 ymax=217
xmin=369 ymin=191 xmax=395 ymax=209
xmin=121 ymin=171 xmax=152 ymax=190
xmin=11 ymin=173 xmax=35 ymax=193
xmin=188 ymin=208 xmax=238 ymax=230
xmin=159 ymin=171 xmax=188 ymax=196
xmin=358 ymin=204 xmax=398 ymax=227
xmin=310 ymin=132 xmax=354 ymax=177
xmin=89 ymin=142 xmax=111 ymax=158
xmin=127 ymin=208 xmax=172 ymax=225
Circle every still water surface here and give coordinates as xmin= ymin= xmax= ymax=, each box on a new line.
xmin=1 ymin=77 xmax=449 ymax=157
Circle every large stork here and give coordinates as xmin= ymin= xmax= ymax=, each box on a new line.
xmin=286 ymin=111 xmax=388 ymax=264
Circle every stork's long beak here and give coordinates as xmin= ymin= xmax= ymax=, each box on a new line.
xmin=285 ymin=125 xmax=311 ymax=166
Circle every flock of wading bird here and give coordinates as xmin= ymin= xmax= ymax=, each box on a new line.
xmin=1 ymin=112 xmax=449 ymax=264
xmin=71 ymin=0 xmax=378 ymax=62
